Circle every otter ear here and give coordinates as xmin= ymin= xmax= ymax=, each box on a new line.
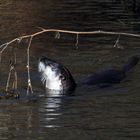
xmin=60 ymin=75 xmax=66 ymax=80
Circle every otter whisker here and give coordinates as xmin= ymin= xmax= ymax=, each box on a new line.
xmin=41 ymin=77 xmax=46 ymax=84
xmin=41 ymin=73 xmax=47 ymax=85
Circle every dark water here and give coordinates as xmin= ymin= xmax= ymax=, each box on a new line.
xmin=0 ymin=0 xmax=140 ymax=140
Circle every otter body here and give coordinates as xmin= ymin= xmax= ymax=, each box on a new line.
xmin=84 ymin=69 xmax=125 ymax=86
xmin=84 ymin=56 xmax=139 ymax=87
xmin=38 ymin=56 xmax=139 ymax=92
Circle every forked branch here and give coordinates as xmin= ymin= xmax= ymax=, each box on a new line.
xmin=1 ymin=28 xmax=140 ymax=95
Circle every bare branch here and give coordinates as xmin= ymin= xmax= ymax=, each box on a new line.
xmin=1 ymin=28 xmax=140 ymax=96
xmin=1 ymin=29 xmax=140 ymax=51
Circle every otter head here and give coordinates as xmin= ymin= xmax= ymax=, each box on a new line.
xmin=38 ymin=57 xmax=76 ymax=92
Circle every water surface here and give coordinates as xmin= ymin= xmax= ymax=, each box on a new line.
xmin=0 ymin=0 xmax=140 ymax=140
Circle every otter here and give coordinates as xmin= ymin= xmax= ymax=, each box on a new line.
xmin=38 ymin=56 xmax=139 ymax=92
xmin=38 ymin=56 xmax=77 ymax=92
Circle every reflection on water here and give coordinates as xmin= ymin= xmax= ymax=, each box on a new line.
xmin=0 ymin=0 xmax=140 ymax=140
xmin=39 ymin=96 xmax=62 ymax=128
xmin=40 ymin=90 xmax=63 ymax=127
xmin=1 ymin=86 xmax=140 ymax=140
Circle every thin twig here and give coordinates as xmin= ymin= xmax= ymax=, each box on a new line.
xmin=75 ymin=33 xmax=79 ymax=49
xmin=26 ymin=36 xmax=33 ymax=95
xmin=14 ymin=70 xmax=18 ymax=90
xmin=12 ymin=53 xmax=18 ymax=91
xmin=6 ymin=63 xmax=18 ymax=93
xmin=0 ymin=43 xmax=8 ymax=54
xmin=114 ymin=35 xmax=120 ymax=48
xmin=6 ymin=66 xmax=13 ymax=92
xmin=55 ymin=31 xmax=60 ymax=39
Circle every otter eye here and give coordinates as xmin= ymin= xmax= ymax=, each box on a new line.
xmin=48 ymin=63 xmax=54 ymax=68
xmin=60 ymin=75 xmax=66 ymax=80
xmin=48 ymin=63 xmax=52 ymax=66
xmin=48 ymin=64 xmax=56 ymax=71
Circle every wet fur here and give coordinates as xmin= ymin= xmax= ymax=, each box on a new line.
xmin=38 ymin=57 xmax=76 ymax=92
xmin=39 ymin=56 xmax=139 ymax=91
xmin=83 ymin=56 xmax=139 ymax=87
